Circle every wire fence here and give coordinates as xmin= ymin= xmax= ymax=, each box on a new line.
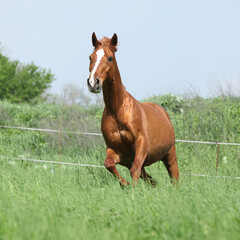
xmin=0 ymin=155 xmax=105 ymax=168
xmin=1 ymin=125 xmax=240 ymax=145
xmin=1 ymin=155 xmax=240 ymax=180
xmin=0 ymin=125 xmax=240 ymax=180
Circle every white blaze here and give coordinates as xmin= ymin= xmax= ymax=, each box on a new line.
xmin=89 ymin=48 xmax=105 ymax=86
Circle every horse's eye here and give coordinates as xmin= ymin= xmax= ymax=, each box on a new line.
xmin=108 ymin=56 xmax=113 ymax=62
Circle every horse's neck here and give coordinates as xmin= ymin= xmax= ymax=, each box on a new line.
xmin=102 ymin=63 xmax=126 ymax=117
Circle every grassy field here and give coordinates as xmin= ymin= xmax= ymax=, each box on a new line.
xmin=0 ymin=96 xmax=240 ymax=239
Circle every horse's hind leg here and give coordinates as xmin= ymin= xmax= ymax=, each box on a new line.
xmin=162 ymin=145 xmax=179 ymax=183
xmin=104 ymin=148 xmax=129 ymax=187
xmin=140 ymin=168 xmax=157 ymax=186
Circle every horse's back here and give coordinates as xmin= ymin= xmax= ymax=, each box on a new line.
xmin=142 ymin=102 xmax=172 ymax=122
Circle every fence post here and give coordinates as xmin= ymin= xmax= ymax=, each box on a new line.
xmin=216 ymin=143 xmax=220 ymax=172
xmin=58 ymin=117 xmax=62 ymax=166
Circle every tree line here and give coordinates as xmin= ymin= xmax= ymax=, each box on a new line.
xmin=0 ymin=46 xmax=54 ymax=103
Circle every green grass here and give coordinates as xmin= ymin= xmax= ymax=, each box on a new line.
xmin=0 ymin=159 xmax=239 ymax=240
xmin=0 ymin=96 xmax=240 ymax=239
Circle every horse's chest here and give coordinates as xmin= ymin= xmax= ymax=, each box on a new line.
xmin=108 ymin=129 xmax=133 ymax=146
xmin=102 ymin=120 xmax=134 ymax=154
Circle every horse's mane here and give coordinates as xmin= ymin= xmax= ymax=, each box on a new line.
xmin=100 ymin=37 xmax=118 ymax=52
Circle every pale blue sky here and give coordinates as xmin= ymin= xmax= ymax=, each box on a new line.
xmin=1 ymin=0 xmax=240 ymax=100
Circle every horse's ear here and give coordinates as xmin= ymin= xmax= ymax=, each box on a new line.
xmin=110 ymin=33 xmax=118 ymax=51
xmin=92 ymin=32 xmax=101 ymax=48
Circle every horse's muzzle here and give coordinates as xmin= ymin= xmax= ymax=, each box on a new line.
xmin=87 ymin=78 xmax=101 ymax=93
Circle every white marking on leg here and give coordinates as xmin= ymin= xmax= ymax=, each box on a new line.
xmin=89 ymin=49 xmax=104 ymax=86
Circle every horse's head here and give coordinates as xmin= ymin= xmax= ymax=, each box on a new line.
xmin=87 ymin=32 xmax=118 ymax=93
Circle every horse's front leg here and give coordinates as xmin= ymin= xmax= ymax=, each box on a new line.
xmin=130 ymin=136 xmax=148 ymax=185
xmin=104 ymin=148 xmax=129 ymax=187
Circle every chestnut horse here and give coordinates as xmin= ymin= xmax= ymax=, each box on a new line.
xmin=87 ymin=32 xmax=179 ymax=186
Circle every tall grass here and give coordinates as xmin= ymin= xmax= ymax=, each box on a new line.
xmin=0 ymin=95 xmax=240 ymax=239
xmin=0 ymin=159 xmax=239 ymax=240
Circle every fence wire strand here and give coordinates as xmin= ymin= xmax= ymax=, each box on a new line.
xmin=0 ymin=155 xmax=239 ymax=179
xmin=0 ymin=155 xmax=104 ymax=168
xmin=1 ymin=125 xmax=240 ymax=146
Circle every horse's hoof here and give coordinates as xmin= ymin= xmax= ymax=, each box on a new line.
xmin=149 ymin=179 xmax=158 ymax=187
xmin=119 ymin=180 xmax=130 ymax=188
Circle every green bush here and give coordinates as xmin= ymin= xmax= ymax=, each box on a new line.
xmin=0 ymin=52 xmax=54 ymax=103
xmin=143 ymin=94 xmax=185 ymax=113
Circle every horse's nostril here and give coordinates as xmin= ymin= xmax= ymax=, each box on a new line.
xmin=96 ymin=78 xmax=100 ymax=85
